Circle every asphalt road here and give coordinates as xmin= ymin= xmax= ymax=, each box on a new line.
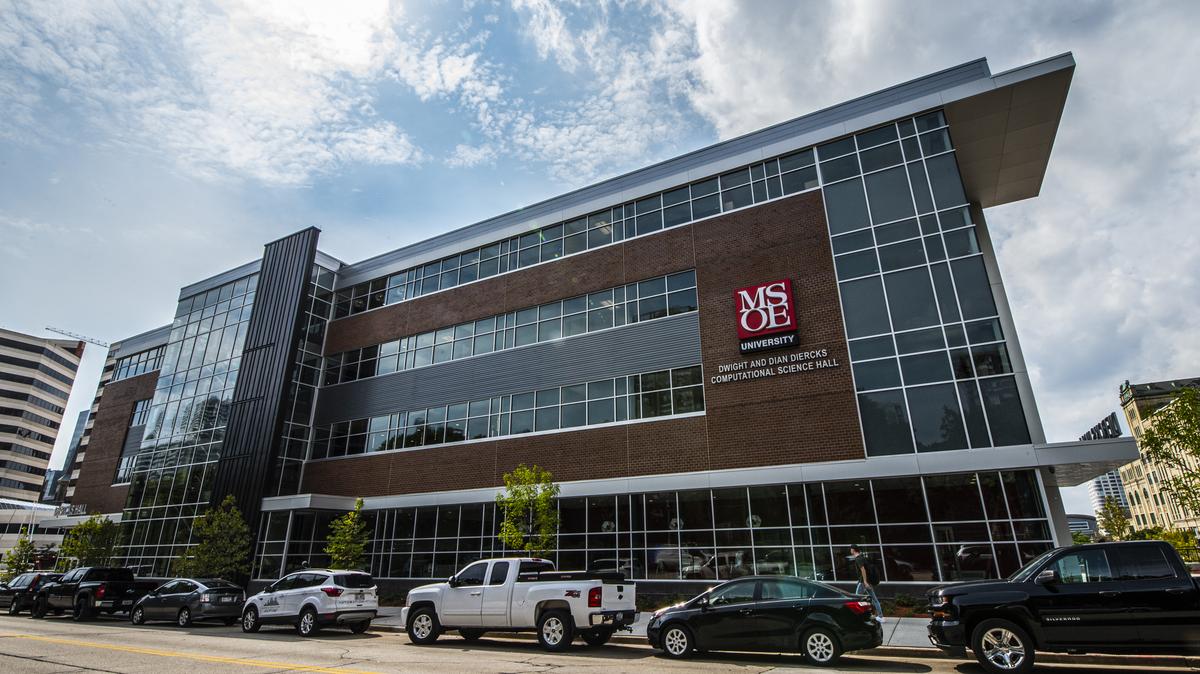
xmin=0 ymin=613 xmax=1187 ymax=673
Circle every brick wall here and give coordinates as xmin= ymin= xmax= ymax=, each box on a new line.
xmin=303 ymin=190 xmax=864 ymax=496
xmin=70 ymin=372 xmax=157 ymax=514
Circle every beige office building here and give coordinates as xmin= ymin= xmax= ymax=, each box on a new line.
xmin=1118 ymin=377 xmax=1200 ymax=534
xmin=0 ymin=328 xmax=83 ymax=502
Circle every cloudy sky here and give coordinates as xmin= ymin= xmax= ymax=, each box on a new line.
xmin=2 ymin=0 xmax=1197 ymax=514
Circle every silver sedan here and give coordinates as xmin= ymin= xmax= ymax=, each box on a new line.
xmin=130 ymin=578 xmax=245 ymax=627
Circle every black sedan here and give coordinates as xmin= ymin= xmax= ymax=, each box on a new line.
xmin=130 ymin=578 xmax=245 ymax=626
xmin=0 ymin=572 xmax=61 ymax=615
xmin=647 ymin=575 xmax=883 ymax=665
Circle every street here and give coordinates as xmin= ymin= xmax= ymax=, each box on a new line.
xmin=0 ymin=614 xmax=1189 ymax=674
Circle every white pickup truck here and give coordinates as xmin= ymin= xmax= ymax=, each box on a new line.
xmin=401 ymin=557 xmax=637 ymax=651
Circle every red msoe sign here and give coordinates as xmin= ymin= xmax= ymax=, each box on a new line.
xmin=734 ymin=279 xmax=798 ymax=354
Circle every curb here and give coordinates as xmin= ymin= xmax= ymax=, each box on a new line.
xmin=370 ymin=624 xmax=1200 ymax=668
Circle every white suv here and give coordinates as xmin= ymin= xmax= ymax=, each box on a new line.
xmin=241 ymin=569 xmax=378 ymax=637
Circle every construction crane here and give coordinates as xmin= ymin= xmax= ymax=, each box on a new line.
xmin=45 ymin=326 xmax=109 ymax=348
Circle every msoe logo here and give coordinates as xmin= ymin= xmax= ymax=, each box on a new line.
xmin=734 ymin=279 xmax=798 ymax=354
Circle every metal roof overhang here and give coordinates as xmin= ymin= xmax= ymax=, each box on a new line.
xmin=945 ymin=56 xmax=1075 ymax=208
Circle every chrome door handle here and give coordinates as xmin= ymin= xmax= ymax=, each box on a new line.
xmin=1099 ymin=591 xmax=1121 ymax=598
xmin=738 ymin=609 xmax=753 ymax=615
xmin=1166 ymin=588 xmax=1187 ymax=594
xmin=470 ymin=591 xmax=482 ymax=596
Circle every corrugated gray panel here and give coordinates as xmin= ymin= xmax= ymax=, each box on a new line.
xmin=335 ymin=59 xmax=994 ymax=287
xmin=111 ymin=325 xmax=172 ymax=358
xmin=315 ymin=312 xmax=701 ymax=425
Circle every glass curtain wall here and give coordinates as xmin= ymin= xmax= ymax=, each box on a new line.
xmin=821 ymin=111 xmax=1031 ymax=456
xmin=255 ymin=469 xmax=1053 ymax=583
xmin=117 ymin=273 xmax=258 ymax=574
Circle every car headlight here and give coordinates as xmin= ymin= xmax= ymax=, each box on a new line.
xmin=929 ymin=595 xmax=949 ymax=607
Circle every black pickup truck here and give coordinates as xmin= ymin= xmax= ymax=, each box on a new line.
xmin=31 ymin=567 xmax=158 ymax=621
xmin=927 ymin=540 xmax=1200 ymax=673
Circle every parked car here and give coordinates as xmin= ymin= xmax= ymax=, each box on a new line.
xmin=647 ymin=575 xmax=882 ymax=665
xmin=241 ymin=569 xmax=377 ymax=637
xmin=927 ymin=540 xmax=1200 ymax=674
xmin=0 ymin=572 xmax=61 ymax=615
xmin=130 ymin=578 xmax=245 ymax=627
xmin=32 ymin=567 xmax=158 ymax=620
xmin=402 ymin=557 xmax=637 ymax=652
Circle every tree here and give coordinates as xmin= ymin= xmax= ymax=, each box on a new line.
xmin=325 ymin=498 xmax=369 ymax=570
xmin=174 ymin=495 xmax=251 ymax=580
xmin=2 ymin=526 xmax=36 ymax=581
xmin=1096 ymin=496 xmax=1132 ymax=541
xmin=1070 ymin=531 xmax=1092 ymax=545
xmin=58 ymin=514 xmax=120 ymax=568
xmin=1139 ymin=387 xmax=1200 ymax=519
xmin=496 ymin=464 xmax=559 ymax=558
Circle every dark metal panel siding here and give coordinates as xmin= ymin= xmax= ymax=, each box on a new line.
xmin=335 ymin=60 xmax=993 ymax=288
xmin=212 ymin=228 xmax=319 ymax=529
xmin=315 ymin=312 xmax=701 ymax=425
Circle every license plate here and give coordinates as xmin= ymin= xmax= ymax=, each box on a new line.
xmin=120 ymin=600 xmax=131 ymax=606
xmin=220 ymin=596 xmax=235 ymax=603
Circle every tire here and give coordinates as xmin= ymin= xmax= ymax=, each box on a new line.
xmin=582 ymin=628 xmax=613 ymax=647
xmin=971 ymin=618 xmax=1035 ymax=674
xmin=296 ymin=607 xmax=320 ymax=637
xmin=223 ymin=617 xmax=238 ymax=626
xmin=130 ymin=605 xmax=146 ymax=625
xmin=536 ymin=610 xmax=574 ymax=653
xmin=350 ymin=620 xmax=371 ymax=634
xmin=72 ymin=597 xmax=93 ymax=622
xmin=241 ymin=606 xmax=261 ymax=633
xmin=177 ymin=607 xmax=193 ymax=627
xmin=459 ymin=628 xmax=485 ymax=642
xmin=30 ymin=597 xmax=46 ymax=619
xmin=8 ymin=599 xmax=20 ymax=616
xmin=801 ymin=627 xmax=842 ymax=666
xmin=407 ymin=607 xmax=441 ymax=644
xmin=659 ymin=623 xmax=694 ymax=659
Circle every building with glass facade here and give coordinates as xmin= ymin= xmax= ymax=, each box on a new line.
xmin=64 ymin=53 xmax=1137 ymax=590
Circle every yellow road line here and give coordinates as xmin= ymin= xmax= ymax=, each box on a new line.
xmin=0 ymin=633 xmax=382 ymax=674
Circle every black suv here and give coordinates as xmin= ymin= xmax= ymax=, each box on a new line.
xmin=927 ymin=540 xmax=1200 ymax=673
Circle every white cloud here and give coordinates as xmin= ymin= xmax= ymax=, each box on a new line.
xmin=510 ymin=0 xmax=580 ymax=72
xmin=447 ymin=143 xmax=497 ymax=167
xmin=0 ymin=0 xmax=423 ymax=185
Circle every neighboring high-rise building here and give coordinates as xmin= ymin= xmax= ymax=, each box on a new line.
xmin=65 ymin=54 xmax=1139 ymax=589
xmin=1066 ymin=513 xmax=1097 ymax=536
xmin=0 ymin=327 xmax=83 ymax=502
xmin=1118 ymin=377 xmax=1200 ymax=533
xmin=1079 ymin=412 xmax=1129 ymax=515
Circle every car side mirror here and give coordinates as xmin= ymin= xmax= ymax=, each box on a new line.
xmin=698 ymin=596 xmax=710 ymax=611
xmin=447 ymin=575 xmax=459 ymax=588
xmin=1035 ymin=569 xmax=1058 ymax=585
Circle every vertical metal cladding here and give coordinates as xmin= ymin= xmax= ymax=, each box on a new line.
xmin=211 ymin=227 xmax=320 ymax=534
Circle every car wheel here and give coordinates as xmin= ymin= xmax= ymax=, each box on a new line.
xmin=350 ymin=620 xmax=371 ymax=634
xmin=406 ymin=607 xmax=441 ymax=644
xmin=972 ymin=618 xmax=1035 ymax=674
xmin=72 ymin=598 xmax=93 ymax=622
xmin=660 ymin=623 xmax=694 ymax=659
xmin=296 ymin=607 xmax=320 ymax=637
xmin=30 ymin=597 xmax=46 ymax=619
xmin=177 ymin=607 xmax=193 ymax=627
xmin=8 ymin=600 xmax=20 ymax=616
xmin=459 ymin=628 xmax=485 ymax=641
xmin=802 ymin=627 xmax=842 ymax=666
xmin=536 ymin=609 xmax=574 ymax=652
xmin=582 ymin=628 xmax=613 ymax=647
xmin=241 ymin=606 xmax=261 ymax=633
xmin=131 ymin=606 xmax=146 ymax=625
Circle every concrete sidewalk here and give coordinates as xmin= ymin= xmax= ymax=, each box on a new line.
xmin=373 ymin=607 xmax=932 ymax=648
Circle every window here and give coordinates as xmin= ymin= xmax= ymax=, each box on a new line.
xmin=1053 ymin=550 xmax=1113 ymax=584
xmin=760 ymin=578 xmax=817 ymax=600
xmin=859 ymin=390 xmax=913 ymax=456
xmin=709 ymin=580 xmax=756 ymax=606
xmin=488 ymin=561 xmax=510 ymax=586
xmin=455 ymin=562 xmax=487 ymax=586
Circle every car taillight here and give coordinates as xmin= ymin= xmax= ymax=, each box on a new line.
xmin=588 ymin=587 xmax=602 ymax=608
xmin=321 ymin=587 xmax=344 ymax=597
xmin=95 ymin=584 xmax=106 ymax=599
xmin=844 ymin=600 xmax=872 ymax=615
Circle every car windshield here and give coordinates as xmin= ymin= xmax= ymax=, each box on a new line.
xmin=200 ymin=579 xmax=240 ymax=589
xmin=1008 ymin=549 xmax=1059 ymax=582
xmin=335 ymin=574 xmax=374 ymax=588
